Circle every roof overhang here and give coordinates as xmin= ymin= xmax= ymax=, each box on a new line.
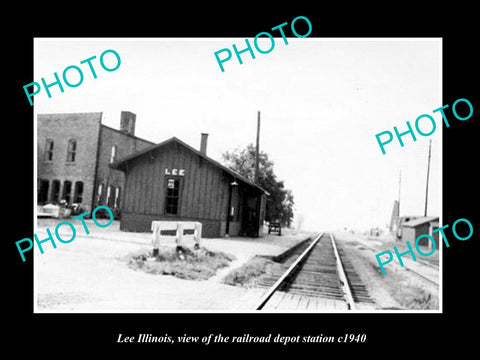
xmin=109 ymin=136 xmax=269 ymax=195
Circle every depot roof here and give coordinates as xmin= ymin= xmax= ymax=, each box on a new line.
xmin=110 ymin=136 xmax=269 ymax=195
xmin=402 ymin=216 xmax=439 ymax=228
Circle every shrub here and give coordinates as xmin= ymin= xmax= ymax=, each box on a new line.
xmin=127 ymin=247 xmax=235 ymax=281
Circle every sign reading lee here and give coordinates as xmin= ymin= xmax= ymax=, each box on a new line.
xmin=165 ymin=168 xmax=185 ymax=176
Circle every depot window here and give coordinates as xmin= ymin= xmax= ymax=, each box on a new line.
xmin=165 ymin=178 xmax=181 ymax=215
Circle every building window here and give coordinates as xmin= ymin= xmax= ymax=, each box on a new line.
xmin=165 ymin=178 xmax=181 ymax=215
xmin=51 ymin=180 xmax=61 ymax=203
xmin=106 ymin=185 xmax=116 ymax=208
xmin=97 ymin=183 xmax=104 ymax=205
xmin=74 ymin=181 xmax=83 ymax=203
xmin=66 ymin=139 xmax=77 ymax=162
xmin=38 ymin=179 xmax=49 ymax=203
xmin=62 ymin=180 xmax=72 ymax=203
xmin=114 ymin=187 xmax=121 ymax=208
xmin=44 ymin=139 xmax=54 ymax=161
xmin=110 ymin=144 xmax=117 ymax=163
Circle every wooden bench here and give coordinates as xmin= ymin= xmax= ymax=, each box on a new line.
xmin=268 ymin=222 xmax=282 ymax=235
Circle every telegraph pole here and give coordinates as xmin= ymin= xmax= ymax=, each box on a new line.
xmin=254 ymin=111 xmax=262 ymax=237
xmin=398 ymin=170 xmax=401 ymax=216
xmin=255 ymin=111 xmax=261 ymax=184
xmin=424 ymin=139 xmax=432 ymax=217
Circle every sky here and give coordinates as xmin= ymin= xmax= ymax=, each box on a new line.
xmin=34 ymin=38 xmax=442 ymax=232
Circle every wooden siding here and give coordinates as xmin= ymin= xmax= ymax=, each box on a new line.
xmin=122 ymin=141 xmax=230 ymax=221
xmin=120 ymin=212 xmax=223 ymax=238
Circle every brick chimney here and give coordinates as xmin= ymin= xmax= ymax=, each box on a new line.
xmin=120 ymin=111 xmax=136 ymax=136
xmin=200 ymin=133 xmax=208 ymax=155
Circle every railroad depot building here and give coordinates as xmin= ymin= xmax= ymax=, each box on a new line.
xmin=110 ymin=134 xmax=268 ymax=238
xmin=37 ymin=111 xmax=154 ymax=214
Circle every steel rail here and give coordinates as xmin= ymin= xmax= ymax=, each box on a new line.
xmin=255 ymin=232 xmax=323 ymax=310
xmin=329 ymin=233 xmax=356 ymax=310
xmin=404 ymin=267 xmax=440 ymax=287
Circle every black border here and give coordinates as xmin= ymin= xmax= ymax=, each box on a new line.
xmin=6 ymin=5 xmax=479 ymax=355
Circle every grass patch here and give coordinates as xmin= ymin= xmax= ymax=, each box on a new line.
xmin=373 ymin=239 xmax=439 ymax=267
xmin=127 ymin=246 xmax=236 ymax=281
xmin=391 ymin=282 xmax=439 ymax=310
xmin=222 ymin=256 xmax=284 ymax=288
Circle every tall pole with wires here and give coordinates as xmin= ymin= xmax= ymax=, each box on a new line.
xmin=424 ymin=139 xmax=432 ymax=217
xmin=398 ymin=170 xmax=401 ymax=217
xmin=255 ymin=111 xmax=260 ymax=185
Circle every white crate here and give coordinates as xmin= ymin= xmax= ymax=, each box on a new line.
xmin=151 ymin=221 xmax=202 ymax=250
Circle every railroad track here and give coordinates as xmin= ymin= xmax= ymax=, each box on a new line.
xmin=255 ymin=232 xmax=374 ymax=310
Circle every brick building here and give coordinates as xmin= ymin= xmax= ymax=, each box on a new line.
xmin=37 ymin=111 xmax=154 ymax=214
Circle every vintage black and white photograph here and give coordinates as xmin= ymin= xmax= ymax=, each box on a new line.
xmin=33 ymin=37 xmax=442 ymax=313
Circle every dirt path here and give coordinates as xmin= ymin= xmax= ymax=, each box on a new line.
xmin=36 ymin=219 xmax=438 ymax=312
xmin=35 ymin=219 xmax=305 ymax=312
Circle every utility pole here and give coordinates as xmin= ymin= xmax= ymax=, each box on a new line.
xmin=398 ymin=170 xmax=401 ymax=216
xmin=424 ymin=139 xmax=432 ymax=217
xmin=254 ymin=111 xmax=262 ymax=237
xmin=255 ymin=111 xmax=260 ymax=184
